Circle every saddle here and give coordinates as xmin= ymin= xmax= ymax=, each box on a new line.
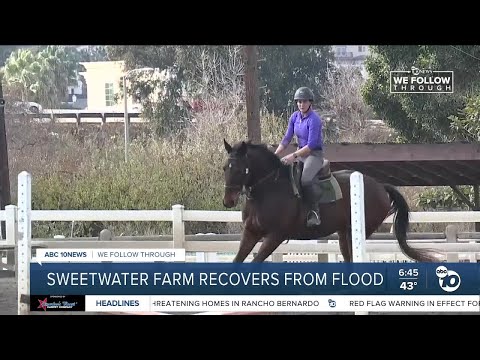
xmin=289 ymin=159 xmax=342 ymax=204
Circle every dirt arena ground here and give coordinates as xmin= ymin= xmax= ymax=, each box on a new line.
xmin=0 ymin=277 xmax=17 ymax=315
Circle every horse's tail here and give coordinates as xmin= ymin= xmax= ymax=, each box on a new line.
xmin=383 ymin=184 xmax=437 ymax=262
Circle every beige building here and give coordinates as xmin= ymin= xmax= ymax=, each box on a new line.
xmin=79 ymin=60 xmax=140 ymax=111
xmin=332 ymin=45 xmax=370 ymax=78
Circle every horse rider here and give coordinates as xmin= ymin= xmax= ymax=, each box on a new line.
xmin=274 ymin=86 xmax=324 ymax=227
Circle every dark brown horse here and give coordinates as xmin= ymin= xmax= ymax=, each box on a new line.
xmin=222 ymin=139 xmax=437 ymax=263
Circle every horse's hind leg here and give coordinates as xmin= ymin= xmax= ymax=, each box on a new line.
xmin=251 ymin=233 xmax=285 ymax=263
xmin=233 ymin=227 xmax=264 ymax=263
xmin=338 ymin=229 xmax=352 ymax=263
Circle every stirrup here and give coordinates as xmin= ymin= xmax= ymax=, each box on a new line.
xmin=306 ymin=210 xmax=321 ymax=226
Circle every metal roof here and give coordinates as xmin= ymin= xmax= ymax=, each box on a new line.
xmin=324 ymin=142 xmax=480 ymax=186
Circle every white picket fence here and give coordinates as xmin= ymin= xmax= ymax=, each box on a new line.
xmin=1 ymin=171 xmax=480 ymax=315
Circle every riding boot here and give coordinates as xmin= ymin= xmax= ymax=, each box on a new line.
xmin=303 ymin=184 xmax=321 ymax=227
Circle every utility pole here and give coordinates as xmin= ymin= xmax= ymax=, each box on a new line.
xmin=244 ymin=45 xmax=261 ymax=144
xmin=0 ymin=77 xmax=11 ymax=240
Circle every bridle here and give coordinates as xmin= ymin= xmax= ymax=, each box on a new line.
xmin=224 ymin=155 xmax=280 ymax=200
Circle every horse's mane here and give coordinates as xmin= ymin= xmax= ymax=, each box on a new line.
xmin=232 ymin=140 xmax=286 ymax=170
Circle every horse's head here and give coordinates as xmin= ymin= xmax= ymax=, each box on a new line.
xmin=222 ymin=139 xmax=286 ymax=208
xmin=222 ymin=139 xmax=249 ymax=208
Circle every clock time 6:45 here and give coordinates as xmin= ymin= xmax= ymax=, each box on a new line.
xmin=399 ymin=268 xmax=418 ymax=277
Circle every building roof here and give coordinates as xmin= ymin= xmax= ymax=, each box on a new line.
xmin=79 ymin=60 xmax=126 ymax=73
xmin=324 ymin=142 xmax=480 ymax=186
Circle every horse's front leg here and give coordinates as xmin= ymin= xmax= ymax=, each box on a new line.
xmin=338 ymin=229 xmax=352 ymax=263
xmin=233 ymin=225 xmax=264 ymax=263
xmin=251 ymin=232 xmax=285 ymax=263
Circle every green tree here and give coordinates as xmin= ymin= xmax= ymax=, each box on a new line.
xmin=35 ymin=46 xmax=78 ymax=107
xmin=361 ymin=45 xmax=480 ymax=143
xmin=0 ymin=46 xmax=22 ymax=67
xmin=76 ymin=46 xmax=109 ymax=62
xmin=2 ymin=46 xmax=78 ymax=107
xmin=258 ymin=45 xmax=334 ymax=116
xmin=2 ymin=48 xmax=39 ymax=101
xmin=449 ymin=94 xmax=480 ymax=141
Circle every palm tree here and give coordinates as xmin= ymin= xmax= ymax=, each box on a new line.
xmin=2 ymin=46 xmax=79 ymax=108
xmin=36 ymin=46 xmax=78 ymax=108
xmin=3 ymin=49 xmax=38 ymax=101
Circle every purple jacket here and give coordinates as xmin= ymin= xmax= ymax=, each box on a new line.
xmin=281 ymin=109 xmax=323 ymax=150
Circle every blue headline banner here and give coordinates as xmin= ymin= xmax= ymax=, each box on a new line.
xmin=30 ymin=262 xmax=480 ymax=296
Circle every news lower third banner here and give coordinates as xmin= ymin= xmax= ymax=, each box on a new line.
xmin=29 ymin=261 xmax=480 ymax=313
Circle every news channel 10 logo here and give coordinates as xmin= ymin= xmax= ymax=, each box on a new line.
xmin=435 ymin=265 xmax=461 ymax=293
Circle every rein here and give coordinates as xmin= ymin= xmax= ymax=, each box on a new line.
xmin=244 ymin=167 xmax=280 ymax=199
xmin=224 ymin=164 xmax=281 ymax=200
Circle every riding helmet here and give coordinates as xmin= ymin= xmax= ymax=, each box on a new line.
xmin=294 ymin=87 xmax=314 ymax=102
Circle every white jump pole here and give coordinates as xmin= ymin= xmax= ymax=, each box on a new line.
xmin=350 ymin=171 xmax=367 ymax=262
xmin=349 ymin=171 xmax=368 ymax=315
xmin=17 ymin=171 xmax=32 ymax=315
